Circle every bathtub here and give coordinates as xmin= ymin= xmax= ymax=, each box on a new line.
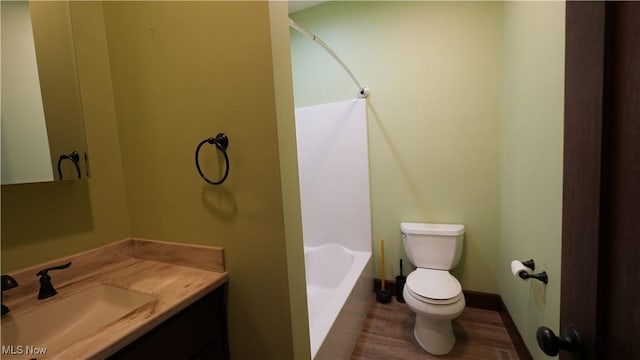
xmin=305 ymin=243 xmax=373 ymax=359
xmin=296 ymin=99 xmax=372 ymax=358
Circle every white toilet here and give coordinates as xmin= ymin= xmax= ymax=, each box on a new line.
xmin=401 ymin=222 xmax=465 ymax=355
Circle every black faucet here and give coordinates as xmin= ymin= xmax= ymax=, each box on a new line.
xmin=1 ymin=275 xmax=19 ymax=316
xmin=36 ymin=262 xmax=71 ymax=300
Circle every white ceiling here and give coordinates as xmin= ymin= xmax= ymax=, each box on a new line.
xmin=288 ymin=1 xmax=328 ymax=14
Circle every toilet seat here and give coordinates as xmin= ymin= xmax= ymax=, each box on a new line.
xmin=406 ymin=269 xmax=462 ymax=305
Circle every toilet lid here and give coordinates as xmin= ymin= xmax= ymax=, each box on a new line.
xmin=406 ymin=269 xmax=462 ymax=303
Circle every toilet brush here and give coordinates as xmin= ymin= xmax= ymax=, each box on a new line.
xmin=376 ymin=240 xmax=392 ymax=303
xmin=396 ymin=259 xmax=406 ymax=303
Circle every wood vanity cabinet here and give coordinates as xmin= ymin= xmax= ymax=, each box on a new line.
xmin=109 ymin=285 xmax=228 ymax=360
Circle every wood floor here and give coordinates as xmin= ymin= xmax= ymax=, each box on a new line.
xmin=351 ymin=296 xmax=520 ymax=360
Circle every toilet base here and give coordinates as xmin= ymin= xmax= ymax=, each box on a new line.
xmin=402 ymin=272 xmax=465 ymax=356
xmin=413 ymin=314 xmax=455 ymax=355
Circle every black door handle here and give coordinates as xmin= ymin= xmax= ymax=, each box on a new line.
xmin=536 ymin=326 xmax=583 ymax=357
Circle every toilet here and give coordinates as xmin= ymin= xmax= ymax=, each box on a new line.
xmin=401 ymin=222 xmax=465 ymax=355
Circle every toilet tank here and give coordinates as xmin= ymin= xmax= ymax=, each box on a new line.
xmin=401 ymin=222 xmax=464 ymax=270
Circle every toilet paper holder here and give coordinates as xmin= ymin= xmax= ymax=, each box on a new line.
xmin=517 ymin=259 xmax=549 ymax=284
xmin=521 ymin=259 xmax=536 ymax=271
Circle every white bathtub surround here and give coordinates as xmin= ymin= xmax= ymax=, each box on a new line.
xmin=295 ymin=99 xmax=373 ymax=359
xmin=295 ymin=99 xmax=371 ymax=253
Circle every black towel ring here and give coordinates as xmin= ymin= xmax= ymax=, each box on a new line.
xmin=57 ymin=151 xmax=81 ymax=180
xmin=195 ymin=133 xmax=230 ymax=185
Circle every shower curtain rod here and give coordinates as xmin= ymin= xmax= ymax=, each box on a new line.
xmin=289 ymin=18 xmax=369 ymax=98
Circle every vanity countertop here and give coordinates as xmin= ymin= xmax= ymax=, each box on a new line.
xmin=1 ymin=238 xmax=227 ymax=360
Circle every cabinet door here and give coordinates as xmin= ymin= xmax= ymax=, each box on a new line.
xmin=110 ymin=287 xmax=228 ymax=360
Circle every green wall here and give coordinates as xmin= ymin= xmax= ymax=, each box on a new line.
xmin=291 ymin=1 xmax=565 ymax=357
xmin=101 ymin=2 xmax=303 ymax=358
xmin=499 ymin=2 xmax=565 ymax=358
xmin=269 ymin=2 xmax=311 ymax=359
xmin=2 ymin=2 xmax=308 ymax=359
xmin=291 ymin=1 xmax=503 ymax=294
xmin=1 ymin=1 xmax=565 ymax=359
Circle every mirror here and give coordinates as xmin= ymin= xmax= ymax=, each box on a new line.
xmin=1 ymin=1 xmax=89 ymax=184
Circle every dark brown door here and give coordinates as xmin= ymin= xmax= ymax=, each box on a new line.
xmin=555 ymin=2 xmax=639 ymax=359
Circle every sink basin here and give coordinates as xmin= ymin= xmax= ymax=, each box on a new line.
xmin=1 ymin=284 xmax=156 ymax=358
